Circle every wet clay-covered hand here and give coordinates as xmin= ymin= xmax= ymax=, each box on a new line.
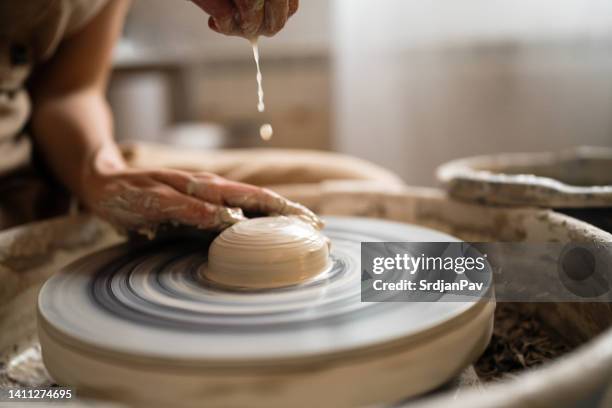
xmin=191 ymin=0 xmax=299 ymax=38
xmin=81 ymin=168 xmax=322 ymax=238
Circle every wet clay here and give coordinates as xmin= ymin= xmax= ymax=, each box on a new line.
xmin=251 ymin=39 xmax=274 ymax=141
xmin=205 ymin=216 xmax=331 ymax=289
xmin=251 ymin=40 xmax=265 ymax=113
xmin=259 ymin=123 xmax=273 ymax=141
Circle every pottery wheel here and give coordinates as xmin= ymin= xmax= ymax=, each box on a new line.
xmin=38 ymin=216 xmax=495 ymax=407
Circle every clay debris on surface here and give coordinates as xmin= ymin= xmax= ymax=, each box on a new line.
xmin=475 ymin=303 xmax=572 ymax=381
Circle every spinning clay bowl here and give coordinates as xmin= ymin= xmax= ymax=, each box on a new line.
xmin=205 ymin=216 xmax=331 ymax=289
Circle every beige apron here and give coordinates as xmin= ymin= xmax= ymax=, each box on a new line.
xmin=0 ymin=0 xmax=106 ymax=229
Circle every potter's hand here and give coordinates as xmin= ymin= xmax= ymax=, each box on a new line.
xmin=81 ymin=168 xmax=322 ymax=238
xmin=191 ymin=0 xmax=299 ymax=38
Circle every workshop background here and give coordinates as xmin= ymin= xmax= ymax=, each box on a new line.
xmin=110 ymin=0 xmax=612 ymax=185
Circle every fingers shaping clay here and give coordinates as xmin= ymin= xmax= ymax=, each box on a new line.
xmin=205 ymin=216 xmax=331 ymax=289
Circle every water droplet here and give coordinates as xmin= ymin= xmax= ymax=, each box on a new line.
xmin=260 ymin=124 xmax=273 ymax=141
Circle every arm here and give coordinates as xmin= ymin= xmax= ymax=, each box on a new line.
xmin=30 ymin=0 xmax=321 ymax=237
xmin=30 ymin=0 xmax=129 ymax=199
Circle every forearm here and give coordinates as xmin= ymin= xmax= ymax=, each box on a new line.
xmin=26 ymin=0 xmax=130 ymax=201
xmin=31 ymin=89 xmax=125 ymax=200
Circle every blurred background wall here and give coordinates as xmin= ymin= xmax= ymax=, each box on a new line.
xmin=108 ymin=0 xmax=612 ymax=186
xmin=109 ymin=0 xmax=331 ymax=150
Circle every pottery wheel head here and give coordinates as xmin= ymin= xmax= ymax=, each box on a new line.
xmin=36 ymin=216 xmax=495 ymax=407
xmin=205 ymin=216 xmax=331 ymax=290
xmin=37 ymin=216 xmax=490 ymax=362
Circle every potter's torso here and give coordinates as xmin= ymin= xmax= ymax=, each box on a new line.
xmin=0 ymin=0 xmax=106 ymax=229
xmin=0 ymin=0 xmax=107 ymax=177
